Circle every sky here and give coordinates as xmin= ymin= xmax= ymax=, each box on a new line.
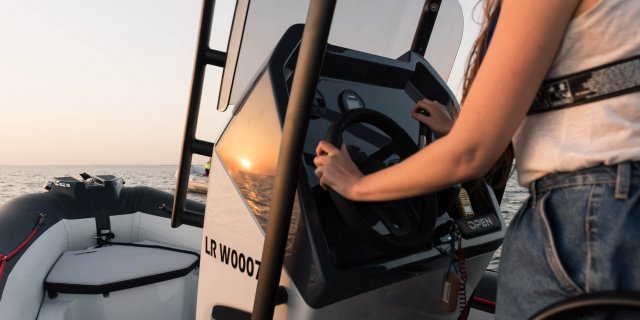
xmin=0 ymin=0 xmax=482 ymax=166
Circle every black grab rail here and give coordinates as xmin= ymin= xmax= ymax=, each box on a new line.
xmin=250 ymin=0 xmax=337 ymax=319
xmin=172 ymin=0 xmax=227 ymax=228
xmin=410 ymin=0 xmax=442 ymax=56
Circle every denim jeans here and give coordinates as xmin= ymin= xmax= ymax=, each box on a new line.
xmin=495 ymin=162 xmax=640 ymax=319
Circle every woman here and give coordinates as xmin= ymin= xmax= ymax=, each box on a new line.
xmin=314 ymin=0 xmax=640 ymax=318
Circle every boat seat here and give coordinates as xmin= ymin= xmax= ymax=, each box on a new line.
xmin=44 ymin=242 xmax=199 ymax=297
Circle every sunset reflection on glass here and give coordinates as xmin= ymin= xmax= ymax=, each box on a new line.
xmin=239 ymin=158 xmax=252 ymax=170
xmin=216 ymin=71 xmax=300 ymax=254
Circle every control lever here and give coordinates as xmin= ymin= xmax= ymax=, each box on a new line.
xmin=418 ymin=109 xmax=433 ymax=149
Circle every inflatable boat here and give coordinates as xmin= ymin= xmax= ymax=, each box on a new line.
xmin=4 ymin=0 xmax=628 ymax=319
xmin=0 ymin=174 xmax=204 ymax=320
xmin=175 ymin=166 xmax=209 ymax=193
xmin=188 ymin=166 xmax=209 ymax=194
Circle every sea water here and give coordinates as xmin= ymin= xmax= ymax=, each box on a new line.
xmin=0 ymin=165 xmax=528 ymax=271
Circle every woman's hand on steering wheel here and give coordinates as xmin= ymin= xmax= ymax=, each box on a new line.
xmin=411 ymin=99 xmax=453 ymax=135
xmin=314 ymin=140 xmax=364 ymax=200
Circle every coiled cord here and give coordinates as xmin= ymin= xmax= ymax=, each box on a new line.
xmin=457 ymin=231 xmax=468 ymax=320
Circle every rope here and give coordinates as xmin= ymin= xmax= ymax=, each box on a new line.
xmin=0 ymin=213 xmax=46 ymax=283
xmin=457 ymin=231 xmax=469 ymax=320
xmin=472 ymin=296 xmax=497 ymax=308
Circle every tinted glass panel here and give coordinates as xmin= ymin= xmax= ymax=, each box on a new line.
xmin=216 ymin=72 xmax=300 ymax=253
xmin=219 ymin=0 xmax=463 ymax=111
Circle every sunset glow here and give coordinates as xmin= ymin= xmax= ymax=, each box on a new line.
xmin=239 ymin=157 xmax=252 ymax=170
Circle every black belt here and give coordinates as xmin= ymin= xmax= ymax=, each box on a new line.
xmin=529 ymin=54 xmax=640 ymax=114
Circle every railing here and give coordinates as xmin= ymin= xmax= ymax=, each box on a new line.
xmin=250 ymin=1 xmax=336 ymax=319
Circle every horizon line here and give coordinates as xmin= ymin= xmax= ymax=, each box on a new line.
xmin=0 ymin=164 xmax=197 ymax=167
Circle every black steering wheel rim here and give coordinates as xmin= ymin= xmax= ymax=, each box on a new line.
xmin=529 ymin=291 xmax=640 ymax=320
xmin=324 ymin=108 xmax=438 ymax=253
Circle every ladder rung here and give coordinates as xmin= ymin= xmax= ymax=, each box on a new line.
xmin=192 ymin=139 xmax=214 ymax=157
xmin=205 ymin=49 xmax=227 ymax=67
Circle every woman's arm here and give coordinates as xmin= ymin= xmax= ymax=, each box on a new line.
xmin=315 ymin=0 xmax=581 ymax=201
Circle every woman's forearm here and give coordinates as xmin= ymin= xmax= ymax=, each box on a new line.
xmin=349 ymin=135 xmax=487 ymax=201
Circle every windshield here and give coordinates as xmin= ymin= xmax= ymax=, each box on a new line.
xmin=218 ymin=0 xmax=463 ymax=111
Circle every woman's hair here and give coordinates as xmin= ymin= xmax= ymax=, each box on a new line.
xmin=462 ymin=0 xmax=501 ymax=99
xmin=462 ymin=0 xmax=514 ymax=201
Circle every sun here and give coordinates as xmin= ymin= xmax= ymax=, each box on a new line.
xmin=239 ymin=157 xmax=252 ymax=170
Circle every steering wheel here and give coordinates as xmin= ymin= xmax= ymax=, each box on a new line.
xmin=529 ymin=291 xmax=640 ymax=319
xmin=324 ymin=108 xmax=438 ymax=253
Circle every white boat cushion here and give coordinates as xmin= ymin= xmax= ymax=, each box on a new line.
xmin=44 ymin=243 xmax=199 ymax=296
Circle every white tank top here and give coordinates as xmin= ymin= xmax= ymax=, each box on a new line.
xmin=512 ymin=0 xmax=640 ymax=187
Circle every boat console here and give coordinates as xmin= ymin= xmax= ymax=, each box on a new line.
xmin=203 ymin=24 xmax=505 ymax=318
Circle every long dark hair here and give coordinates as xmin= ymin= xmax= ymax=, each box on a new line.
xmin=463 ymin=0 xmax=514 ymax=201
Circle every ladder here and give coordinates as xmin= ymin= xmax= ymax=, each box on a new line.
xmin=171 ymin=0 xmax=227 ymax=228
